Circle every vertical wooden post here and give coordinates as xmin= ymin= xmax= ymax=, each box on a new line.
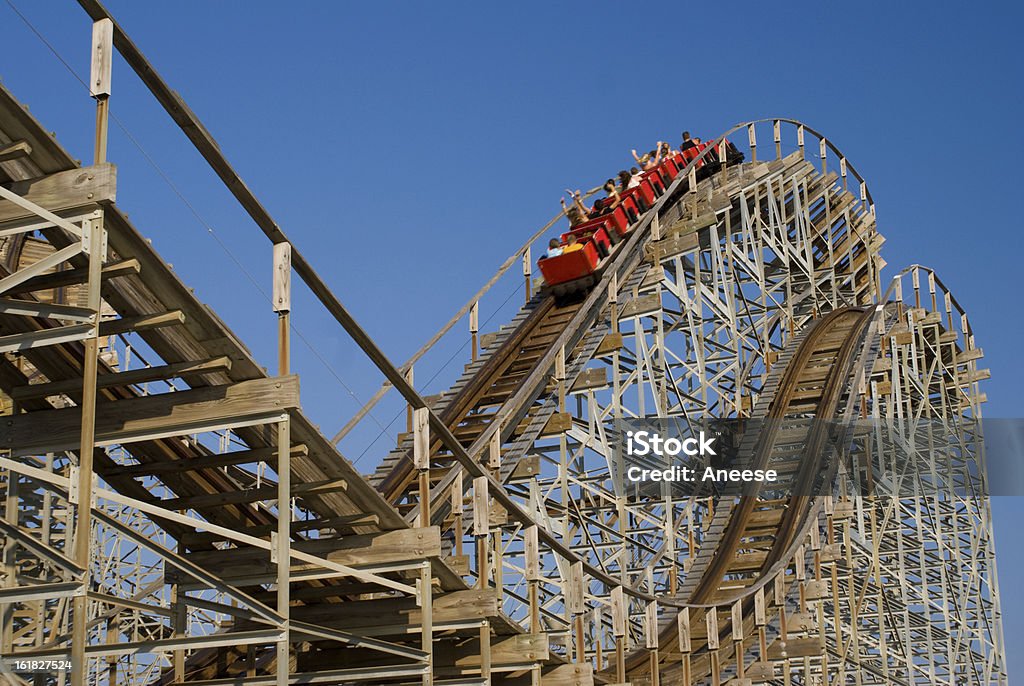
xmin=479 ymin=620 xmax=492 ymax=685
xmin=748 ymin=123 xmax=757 ymax=162
xmin=569 ymin=561 xmax=585 ymax=663
xmin=522 ymin=248 xmax=532 ymax=303
xmin=797 ymin=125 xmax=805 ymax=159
xmin=275 ymin=417 xmax=291 ymax=686
xmin=413 ymin=407 xmax=431 ymax=527
xmin=1 ymin=468 xmax=19 ymax=654
xmin=611 ymin=586 xmax=626 ymax=682
xmin=272 ymin=240 xmax=292 ymax=686
xmin=452 ymin=470 xmax=464 ymax=557
xmin=677 ymin=607 xmax=691 ymax=685
xmin=707 ymin=608 xmax=721 ymax=686
xmin=70 ymin=214 xmax=104 ymax=686
xmin=470 ymin=300 xmax=479 ymax=361
xmin=718 ymin=139 xmax=728 ymax=183
xmin=273 ymin=242 xmax=292 ymax=375
xmin=732 ymin=600 xmax=744 ymax=679
xmin=688 ymin=166 xmax=698 ymax=218
xmin=774 ymin=119 xmax=782 ymax=159
xmin=419 ymin=562 xmax=433 ymax=686
xmin=488 ymin=431 xmax=501 ymax=471
xmin=90 ymin=19 xmax=113 ymax=164
xmin=71 ymin=22 xmax=114 ymax=684
xmin=473 ymin=476 xmax=489 ymax=589
xmin=609 ymin=272 xmax=619 ymax=334
xmin=819 ymin=137 xmax=828 ymax=175
xmin=525 ymin=525 xmax=540 ymax=633
xmin=405 ymin=366 xmax=414 ymax=434
xmin=645 ymin=599 xmax=660 ymax=686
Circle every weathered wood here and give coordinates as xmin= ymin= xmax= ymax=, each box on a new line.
xmin=281 ymin=588 xmax=497 ymax=634
xmin=175 ymin=527 xmax=439 ymax=582
xmin=101 ymin=443 xmax=306 ymax=477
xmin=98 ymin=309 xmax=185 ymax=336
xmin=90 ymin=19 xmax=114 ymax=97
xmin=0 ymin=375 xmax=299 ymax=453
xmin=596 ymin=332 xmax=624 ymax=355
xmin=570 ymin=367 xmax=609 ymax=393
xmin=11 ymin=355 xmax=232 ymax=400
xmin=272 ymin=242 xmax=291 ymax=313
xmin=157 ymin=478 xmax=346 ymax=512
xmin=541 ymin=412 xmax=572 ymax=436
xmin=297 ymin=633 xmax=548 ymax=673
xmin=0 ymin=141 xmax=31 ymax=164
xmin=6 ymin=258 xmax=140 ymax=295
xmin=0 ymin=164 xmax=116 ymax=224
xmin=618 ymin=294 xmax=661 ymax=320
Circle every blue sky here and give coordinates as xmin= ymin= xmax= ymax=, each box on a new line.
xmin=3 ymin=0 xmax=1021 ymax=677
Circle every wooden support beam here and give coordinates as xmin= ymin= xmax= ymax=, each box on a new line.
xmin=171 ymin=527 xmax=441 ymax=583
xmin=155 ymin=478 xmax=346 ymax=512
xmin=0 ymin=141 xmax=32 ymax=164
xmin=0 ymin=375 xmax=299 ymax=454
xmin=11 ymin=355 xmax=233 ymax=400
xmin=0 ymin=163 xmax=116 ymax=224
xmin=0 ymin=323 xmax=92 ymax=354
xmin=6 ymin=258 xmax=139 ymax=295
xmin=274 ymin=588 xmax=497 ymax=636
xmin=177 ymin=513 xmax=378 ymax=546
xmin=100 ymin=442 xmax=305 ymax=478
xmin=296 ymin=633 xmax=549 ymax=673
xmin=0 ymin=298 xmax=94 ymax=322
xmin=98 ymin=309 xmax=184 ymax=336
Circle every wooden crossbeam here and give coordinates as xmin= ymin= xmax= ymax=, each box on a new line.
xmin=0 ymin=163 xmax=116 ymax=224
xmin=0 ymin=140 xmax=31 ymax=164
xmin=267 ymin=589 xmax=496 ymax=635
xmin=0 ymin=323 xmax=92 ymax=354
xmin=0 ymin=375 xmax=299 ymax=454
xmin=101 ymin=442 xmax=306 ymax=478
xmin=156 ymin=478 xmax=347 ymax=512
xmin=7 ymin=258 xmax=140 ymax=295
xmin=297 ymin=633 xmax=549 ymax=672
xmin=0 ymin=298 xmax=94 ymax=322
xmin=178 ymin=513 xmax=379 ymax=546
xmin=173 ymin=528 xmax=441 ymax=582
xmin=99 ymin=309 xmax=184 ymax=336
xmin=11 ymin=355 xmax=233 ymax=400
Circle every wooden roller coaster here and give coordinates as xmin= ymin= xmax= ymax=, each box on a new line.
xmin=0 ymin=3 xmax=1006 ymax=686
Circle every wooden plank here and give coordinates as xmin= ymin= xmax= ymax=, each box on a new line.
xmin=282 ymin=589 xmax=497 ymax=634
xmin=767 ymin=636 xmax=822 ymax=659
xmin=570 ymin=367 xmax=608 ymax=393
xmin=0 ymin=164 xmax=116 ymax=224
xmin=98 ymin=309 xmax=184 ymax=336
xmin=541 ymin=412 xmax=572 ymax=436
xmin=0 ymin=297 xmax=93 ymax=321
xmin=101 ymin=443 xmax=306 ymax=477
xmin=169 ymin=527 xmax=441 ymax=585
xmin=0 ymin=375 xmax=299 ymax=454
xmin=7 ymin=258 xmax=140 ymax=295
xmin=157 ymin=478 xmax=347 ymax=512
xmin=90 ymin=19 xmax=114 ymax=97
xmin=0 ymin=141 xmax=31 ymax=164
xmin=645 ymin=232 xmax=700 ymax=262
xmin=180 ymin=527 xmax=439 ymax=575
xmin=11 ymin=355 xmax=233 ymax=400
xmin=297 ymin=633 xmax=548 ymax=673
xmin=595 ymin=332 xmax=624 ymax=356
xmin=618 ymin=293 xmax=661 ymax=320
xmin=509 ymin=454 xmax=540 ymax=480
xmin=178 ymin=513 xmax=378 ymax=546
xmin=538 ymin=662 xmax=593 ymax=686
